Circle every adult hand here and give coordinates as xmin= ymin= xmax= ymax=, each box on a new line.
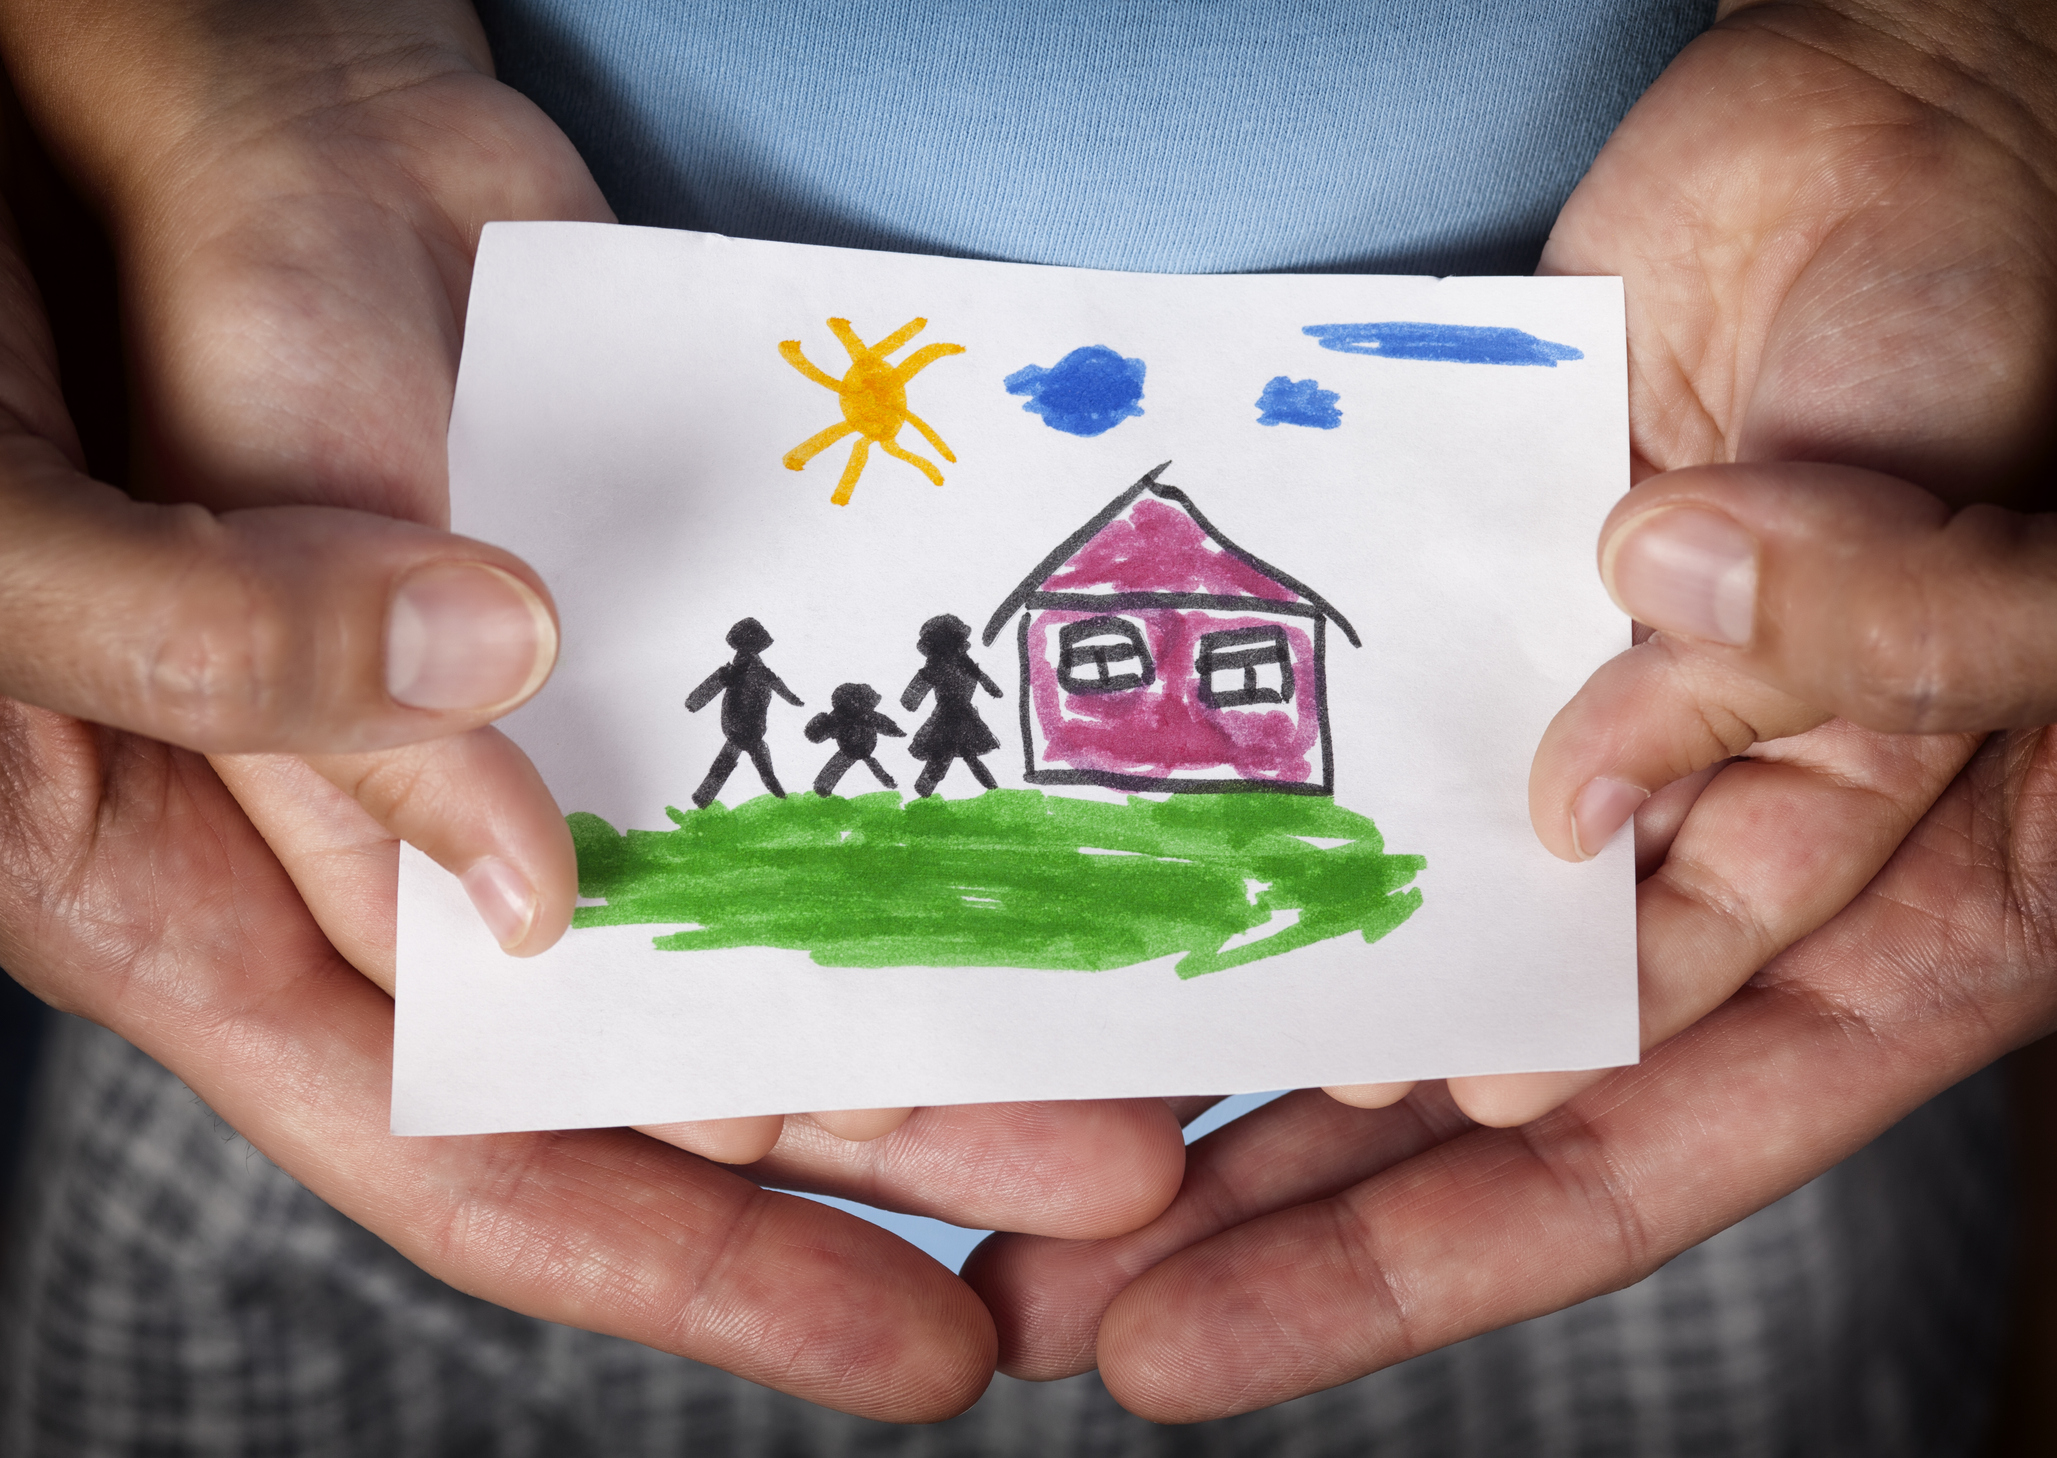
xmin=0 ymin=2 xmax=1191 ymax=1411
xmin=0 ymin=0 xmax=977 ymax=1158
xmin=1339 ymin=0 xmax=2057 ymax=1123
xmin=0 ymin=0 xmax=594 ymax=956
xmin=0 ymin=700 xmax=1183 ymax=1419
xmin=966 ymin=727 xmax=2057 ymax=1416
xmin=971 ymin=0 xmax=2057 ymax=1414
xmin=0 ymin=214 xmax=1186 ymax=1410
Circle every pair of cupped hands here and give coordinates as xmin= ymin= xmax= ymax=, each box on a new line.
xmin=1 ymin=0 xmax=2054 ymax=1425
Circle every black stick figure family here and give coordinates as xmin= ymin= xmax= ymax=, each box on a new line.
xmin=686 ymin=613 xmax=1004 ymax=809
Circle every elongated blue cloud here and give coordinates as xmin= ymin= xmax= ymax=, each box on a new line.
xmin=1304 ymin=322 xmax=1583 ymax=367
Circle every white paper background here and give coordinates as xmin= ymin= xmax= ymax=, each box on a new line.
xmin=392 ymin=223 xmax=1635 ymax=1135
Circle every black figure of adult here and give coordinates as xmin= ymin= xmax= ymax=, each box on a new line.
xmin=902 ymin=613 xmax=1004 ymax=798
xmin=685 ymin=617 xmax=803 ymax=808
xmin=805 ymin=682 xmax=905 ymax=797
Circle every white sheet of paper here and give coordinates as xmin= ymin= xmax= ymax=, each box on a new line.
xmin=391 ymin=222 xmax=1635 ymax=1135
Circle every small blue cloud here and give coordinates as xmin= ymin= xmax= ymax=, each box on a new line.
xmin=1004 ymin=345 xmax=1145 ymax=437
xmin=1304 ymin=322 xmax=1584 ymax=366
xmin=1254 ymin=375 xmax=1341 ymax=429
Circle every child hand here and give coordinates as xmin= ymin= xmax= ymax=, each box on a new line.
xmin=1334 ymin=0 xmax=2056 ymax=1127
xmin=1072 ymin=0 xmax=2057 ymax=1415
xmin=1466 ymin=447 xmax=2056 ymax=1123
xmin=1541 ymin=463 xmax=2056 ymax=855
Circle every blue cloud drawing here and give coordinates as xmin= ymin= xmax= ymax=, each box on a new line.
xmin=1304 ymin=322 xmax=1583 ymax=366
xmin=1254 ymin=376 xmax=1341 ymax=429
xmin=1004 ymin=345 xmax=1146 ymax=437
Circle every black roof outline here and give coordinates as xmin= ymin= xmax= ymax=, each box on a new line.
xmin=980 ymin=462 xmax=1362 ymax=648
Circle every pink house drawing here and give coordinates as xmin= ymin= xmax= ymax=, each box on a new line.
xmin=979 ymin=464 xmax=1360 ymax=795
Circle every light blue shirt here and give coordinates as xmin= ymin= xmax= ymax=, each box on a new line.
xmin=477 ymin=1 xmax=1709 ymax=273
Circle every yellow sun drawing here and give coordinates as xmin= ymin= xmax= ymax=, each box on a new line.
xmin=779 ymin=316 xmax=966 ymax=505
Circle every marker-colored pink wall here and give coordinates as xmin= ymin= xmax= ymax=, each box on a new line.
xmin=1026 ymin=608 xmax=1320 ymax=782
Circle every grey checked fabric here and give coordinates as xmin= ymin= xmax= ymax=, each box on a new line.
xmin=0 ymin=1014 xmax=2013 ymax=1456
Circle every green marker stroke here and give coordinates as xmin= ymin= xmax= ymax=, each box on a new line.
xmin=570 ymin=788 xmax=1423 ymax=978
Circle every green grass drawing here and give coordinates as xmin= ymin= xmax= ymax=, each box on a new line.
xmin=570 ymin=789 xmax=1424 ymax=978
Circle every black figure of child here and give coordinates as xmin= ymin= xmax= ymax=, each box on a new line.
xmin=902 ymin=613 xmax=1004 ymax=798
xmin=685 ymin=617 xmax=803 ymax=808
xmin=804 ymin=683 xmax=905 ymax=797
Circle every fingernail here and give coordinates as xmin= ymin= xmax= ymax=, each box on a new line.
xmin=1323 ymin=1081 xmax=1416 ymax=1110
xmin=1572 ymin=777 xmax=1649 ymax=859
xmin=460 ymin=857 xmax=537 ymax=950
xmin=1604 ymin=507 xmax=1757 ymax=645
xmin=386 ymin=563 xmax=556 ymax=711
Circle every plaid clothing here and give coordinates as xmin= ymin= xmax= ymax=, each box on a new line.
xmin=1 ymin=1015 xmax=2012 ymax=1456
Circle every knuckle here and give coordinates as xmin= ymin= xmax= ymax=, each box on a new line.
xmin=1833 ymin=576 xmax=1954 ymax=732
xmin=322 ymin=745 xmax=437 ymax=827
xmin=1523 ymin=1107 xmax=1655 ymax=1281
xmin=138 ymin=512 xmax=303 ymax=749
xmin=1646 ymin=636 xmax=1762 ymax=762
xmin=1840 ymin=626 xmax=1944 ymax=732
xmin=1690 ymin=697 xmax=1761 ymax=762
xmin=423 ymin=1133 xmax=566 ymax=1277
xmin=1326 ymin=1196 xmax=1419 ymax=1350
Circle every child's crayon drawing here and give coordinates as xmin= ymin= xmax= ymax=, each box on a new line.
xmin=1254 ymin=375 xmax=1342 ymax=429
xmin=684 ymin=617 xmax=804 ymax=807
xmin=780 ymin=315 xmax=965 ymax=503
xmin=901 ymin=613 xmax=1006 ymax=797
xmin=401 ymin=223 xmax=1639 ymax=1134
xmin=571 ymin=462 xmax=1417 ymax=977
xmin=983 ymin=464 xmax=1358 ymax=795
xmin=805 ymin=683 xmax=904 ymax=796
xmin=1004 ymin=344 xmax=1146 ymax=437
xmin=1303 ymin=321 xmax=1584 ymax=366
xmin=570 ymin=791 xmax=1423 ymax=979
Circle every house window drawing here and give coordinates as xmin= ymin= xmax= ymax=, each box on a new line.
xmin=980 ymin=463 xmax=1361 ymax=795
xmin=1196 ymin=625 xmax=1292 ymax=709
xmin=1057 ymin=615 xmax=1156 ymax=694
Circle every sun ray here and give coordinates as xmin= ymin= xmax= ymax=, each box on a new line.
xmin=869 ymin=316 xmax=929 ymax=357
xmin=782 ymin=419 xmax=856 ymax=470
xmin=780 ymin=314 xmax=965 ymax=503
xmin=877 ymin=436 xmax=945 ymax=486
xmin=827 ymin=317 xmax=872 ymax=363
xmin=901 ymin=408 xmax=956 ymax=463
xmin=777 ymin=340 xmax=843 ymax=390
xmin=892 ymin=341 xmax=967 ymax=382
xmin=831 ymin=437 xmax=871 ymax=506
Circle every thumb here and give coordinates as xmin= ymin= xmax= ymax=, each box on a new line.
xmin=0 ymin=441 xmax=557 ymax=753
xmin=1598 ymin=462 xmax=2057 ymax=734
